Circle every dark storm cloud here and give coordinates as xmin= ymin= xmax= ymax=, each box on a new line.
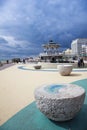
xmin=0 ymin=0 xmax=87 ymax=58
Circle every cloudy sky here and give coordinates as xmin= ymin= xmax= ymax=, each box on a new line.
xmin=0 ymin=0 xmax=87 ymax=59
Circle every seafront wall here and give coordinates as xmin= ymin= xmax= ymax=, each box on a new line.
xmin=0 ymin=60 xmax=14 ymax=69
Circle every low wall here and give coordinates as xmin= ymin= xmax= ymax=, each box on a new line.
xmin=40 ymin=62 xmax=58 ymax=69
xmin=39 ymin=62 xmax=87 ymax=69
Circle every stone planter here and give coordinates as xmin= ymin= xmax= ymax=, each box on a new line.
xmin=34 ymin=84 xmax=85 ymax=121
xmin=34 ymin=65 xmax=41 ymax=69
xmin=58 ymin=64 xmax=73 ymax=76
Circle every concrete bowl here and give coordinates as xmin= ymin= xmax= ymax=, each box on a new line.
xmin=34 ymin=84 xmax=85 ymax=121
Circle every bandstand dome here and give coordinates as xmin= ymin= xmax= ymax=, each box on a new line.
xmin=42 ymin=40 xmax=60 ymax=49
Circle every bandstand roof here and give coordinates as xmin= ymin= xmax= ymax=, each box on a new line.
xmin=42 ymin=40 xmax=60 ymax=49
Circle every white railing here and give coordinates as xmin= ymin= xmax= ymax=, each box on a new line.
xmin=39 ymin=53 xmax=59 ymax=56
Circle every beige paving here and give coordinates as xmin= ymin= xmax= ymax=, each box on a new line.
xmin=0 ymin=64 xmax=87 ymax=125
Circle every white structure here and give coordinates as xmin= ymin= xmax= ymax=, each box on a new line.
xmin=39 ymin=40 xmax=61 ymax=62
xmin=64 ymin=48 xmax=72 ymax=56
xmin=63 ymin=48 xmax=72 ymax=59
xmin=58 ymin=64 xmax=73 ymax=76
xmin=82 ymin=45 xmax=87 ymax=57
xmin=71 ymin=38 xmax=87 ymax=57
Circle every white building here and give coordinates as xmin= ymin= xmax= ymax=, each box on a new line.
xmin=82 ymin=45 xmax=87 ymax=56
xmin=71 ymin=38 xmax=87 ymax=57
xmin=64 ymin=48 xmax=72 ymax=56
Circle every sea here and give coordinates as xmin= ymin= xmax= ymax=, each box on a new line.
xmin=0 ymin=54 xmax=36 ymax=63
xmin=0 ymin=56 xmax=17 ymax=63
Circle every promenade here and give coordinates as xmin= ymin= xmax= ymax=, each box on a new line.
xmin=0 ymin=63 xmax=87 ymax=126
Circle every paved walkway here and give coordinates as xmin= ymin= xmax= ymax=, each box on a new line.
xmin=0 ymin=63 xmax=15 ymax=71
xmin=0 ymin=64 xmax=87 ymax=125
xmin=1 ymin=79 xmax=87 ymax=130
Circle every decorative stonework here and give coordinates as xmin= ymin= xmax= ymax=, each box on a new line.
xmin=34 ymin=84 xmax=85 ymax=121
xmin=58 ymin=64 xmax=73 ymax=76
xmin=34 ymin=65 xmax=41 ymax=69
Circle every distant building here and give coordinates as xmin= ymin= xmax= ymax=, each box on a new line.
xmin=71 ymin=39 xmax=87 ymax=59
xmin=82 ymin=45 xmax=87 ymax=57
xmin=62 ymin=48 xmax=73 ymax=61
xmin=64 ymin=48 xmax=72 ymax=56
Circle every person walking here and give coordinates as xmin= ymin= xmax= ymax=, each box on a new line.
xmin=80 ymin=58 xmax=84 ymax=67
xmin=78 ymin=58 xmax=81 ymax=67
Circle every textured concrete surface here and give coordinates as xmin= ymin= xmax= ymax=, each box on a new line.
xmin=34 ymin=84 xmax=85 ymax=121
xmin=58 ymin=64 xmax=73 ymax=76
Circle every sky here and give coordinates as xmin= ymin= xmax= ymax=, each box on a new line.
xmin=0 ymin=0 xmax=87 ymax=59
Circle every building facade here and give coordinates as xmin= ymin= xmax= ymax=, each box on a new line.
xmin=71 ymin=38 xmax=87 ymax=59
